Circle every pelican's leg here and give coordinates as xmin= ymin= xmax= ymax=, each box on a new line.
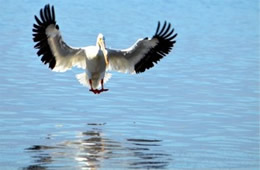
xmin=100 ymin=79 xmax=109 ymax=92
xmin=89 ymin=79 xmax=98 ymax=94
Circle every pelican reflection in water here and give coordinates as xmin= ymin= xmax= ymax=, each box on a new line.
xmin=24 ymin=123 xmax=171 ymax=169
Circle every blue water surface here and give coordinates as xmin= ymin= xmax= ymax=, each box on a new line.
xmin=0 ymin=0 xmax=259 ymax=169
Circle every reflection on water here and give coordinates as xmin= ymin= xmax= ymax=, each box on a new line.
xmin=24 ymin=123 xmax=171 ymax=169
xmin=126 ymin=139 xmax=171 ymax=169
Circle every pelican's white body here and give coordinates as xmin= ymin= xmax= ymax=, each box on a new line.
xmin=78 ymin=45 xmax=108 ymax=89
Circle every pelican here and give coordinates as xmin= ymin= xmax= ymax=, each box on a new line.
xmin=32 ymin=4 xmax=177 ymax=94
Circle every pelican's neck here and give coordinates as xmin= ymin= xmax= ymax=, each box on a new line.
xmin=96 ymin=41 xmax=106 ymax=51
xmin=96 ymin=34 xmax=108 ymax=64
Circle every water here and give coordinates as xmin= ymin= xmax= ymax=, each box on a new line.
xmin=0 ymin=0 xmax=259 ymax=169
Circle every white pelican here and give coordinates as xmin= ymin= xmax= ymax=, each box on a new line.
xmin=32 ymin=4 xmax=177 ymax=94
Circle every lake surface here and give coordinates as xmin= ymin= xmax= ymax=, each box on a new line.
xmin=0 ymin=0 xmax=259 ymax=169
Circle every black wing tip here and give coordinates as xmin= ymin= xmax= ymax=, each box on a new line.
xmin=32 ymin=4 xmax=57 ymax=70
xmin=155 ymin=21 xmax=177 ymax=37
xmin=154 ymin=21 xmax=178 ymax=48
xmin=33 ymin=4 xmax=56 ymax=27
xmin=134 ymin=21 xmax=177 ymax=74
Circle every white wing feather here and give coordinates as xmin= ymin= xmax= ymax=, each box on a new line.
xmin=106 ymin=21 xmax=177 ymax=74
xmin=45 ymin=25 xmax=86 ymax=72
xmin=106 ymin=38 xmax=158 ymax=73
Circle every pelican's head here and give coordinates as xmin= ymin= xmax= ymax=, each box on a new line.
xmin=96 ymin=33 xmax=106 ymax=50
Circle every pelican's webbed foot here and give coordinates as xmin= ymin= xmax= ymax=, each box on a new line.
xmin=89 ymin=79 xmax=109 ymax=94
xmin=89 ymin=88 xmax=109 ymax=94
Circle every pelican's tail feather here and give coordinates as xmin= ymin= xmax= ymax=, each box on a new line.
xmin=76 ymin=72 xmax=112 ymax=89
xmin=76 ymin=72 xmax=90 ymax=88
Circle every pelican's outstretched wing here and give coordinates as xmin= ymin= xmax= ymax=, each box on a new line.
xmin=106 ymin=21 xmax=177 ymax=74
xmin=32 ymin=4 xmax=86 ymax=72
